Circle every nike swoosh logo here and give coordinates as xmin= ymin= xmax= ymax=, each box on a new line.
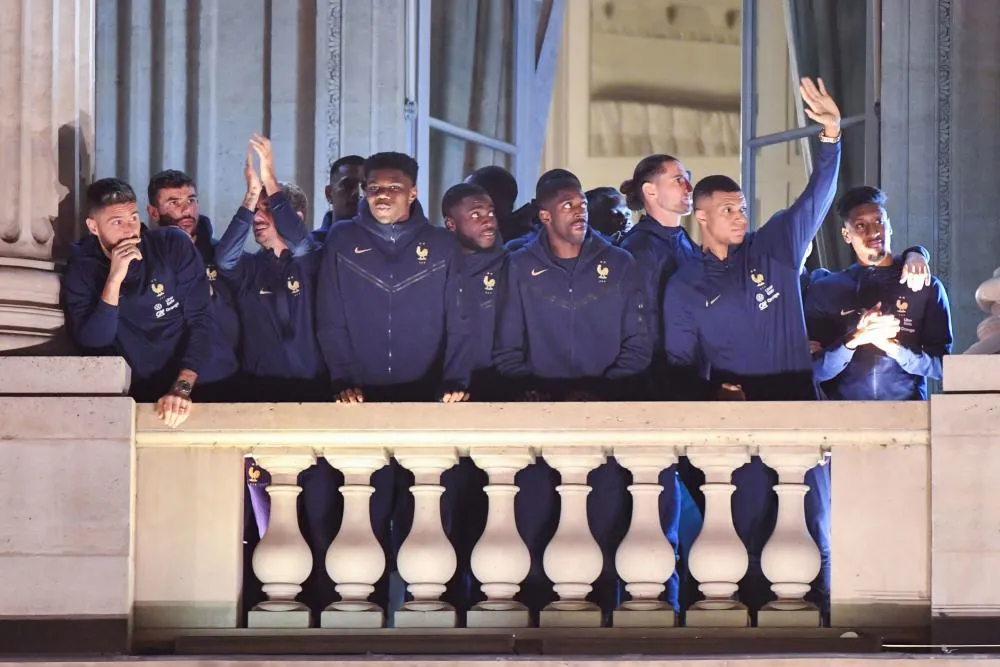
xmin=840 ymin=309 xmax=855 ymax=316
xmin=259 ymin=289 xmax=273 ymax=295
xmin=706 ymin=295 xmax=720 ymax=306
xmin=354 ymin=247 xmax=372 ymax=254
xmin=531 ymin=268 xmax=548 ymax=277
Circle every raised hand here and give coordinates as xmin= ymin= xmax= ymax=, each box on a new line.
xmin=249 ymin=133 xmax=279 ymax=195
xmin=800 ymin=77 xmax=841 ymax=138
xmin=243 ymin=147 xmax=263 ymax=211
xmin=900 ymin=252 xmax=932 ymax=292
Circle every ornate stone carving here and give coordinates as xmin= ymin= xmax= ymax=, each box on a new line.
xmin=0 ymin=0 xmax=94 ymax=353
xmin=965 ymin=268 xmax=1000 ymax=354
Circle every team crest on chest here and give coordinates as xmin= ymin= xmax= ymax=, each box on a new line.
xmin=415 ymin=242 xmax=429 ymax=263
xmin=205 ymin=267 xmax=218 ymax=282
xmin=287 ymin=276 xmax=301 ymax=295
xmin=895 ymin=297 xmax=909 ymax=313
xmin=150 ymin=279 xmax=178 ymax=318
xmin=482 ymin=272 xmax=496 ymax=293
xmin=749 ymin=268 xmax=780 ymax=311
xmin=596 ymin=261 xmax=610 ymax=283
xmin=151 ymin=280 xmax=165 ymax=298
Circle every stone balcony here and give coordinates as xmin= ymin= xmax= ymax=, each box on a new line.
xmin=1 ymin=356 xmax=999 ymax=662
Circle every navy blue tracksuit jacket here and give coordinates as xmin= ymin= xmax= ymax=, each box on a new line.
xmin=215 ymin=192 xmax=327 ymax=400
xmin=457 ymin=246 xmax=508 ymax=400
xmin=315 ymin=200 xmax=470 ymax=398
xmin=619 ymin=216 xmax=699 ymax=396
xmin=494 ymin=229 xmax=652 ymax=398
xmin=187 ymin=216 xmax=241 ymax=350
xmin=62 ymin=226 xmax=238 ymax=400
xmin=663 ymin=140 xmax=840 ymax=617
xmin=493 ymin=229 xmax=652 ymax=618
xmin=805 ymin=258 xmax=953 ymax=400
xmin=663 ymin=141 xmax=841 ymax=399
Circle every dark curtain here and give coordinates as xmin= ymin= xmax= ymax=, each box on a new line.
xmin=788 ymin=0 xmax=870 ymax=272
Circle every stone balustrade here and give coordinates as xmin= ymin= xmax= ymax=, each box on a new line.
xmin=6 ymin=356 xmax=1000 ymax=656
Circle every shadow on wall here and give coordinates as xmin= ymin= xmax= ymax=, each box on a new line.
xmin=54 ymin=116 xmax=94 ymax=263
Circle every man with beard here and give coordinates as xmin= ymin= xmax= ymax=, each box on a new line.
xmin=315 ymin=151 xmax=471 ymax=616
xmin=805 ymin=186 xmax=952 ymax=400
xmin=62 ymin=178 xmax=238 ymax=427
xmin=147 ymin=170 xmax=240 ymax=348
xmin=214 ymin=134 xmax=326 ymax=401
xmin=493 ymin=168 xmax=651 ymax=621
xmin=312 ymin=155 xmax=365 ymax=244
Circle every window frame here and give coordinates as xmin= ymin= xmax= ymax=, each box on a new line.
xmin=407 ymin=0 xmax=539 ymax=211
xmin=739 ymin=0 xmax=881 ymax=230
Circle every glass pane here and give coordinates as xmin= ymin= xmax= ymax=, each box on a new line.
xmin=426 ymin=129 xmax=514 ymax=225
xmin=754 ymin=0 xmax=869 ymax=134
xmin=752 ymin=122 xmax=865 ymax=271
xmin=588 ymin=0 xmax=741 ymax=158
xmin=429 ymin=0 xmax=515 ymax=142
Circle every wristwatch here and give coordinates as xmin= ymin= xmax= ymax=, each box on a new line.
xmin=170 ymin=379 xmax=193 ymax=399
xmin=818 ymin=130 xmax=842 ymax=144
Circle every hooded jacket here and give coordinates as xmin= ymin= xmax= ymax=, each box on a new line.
xmin=805 ymin=257 xmax=953 ymax=400
xmin=315 ymin=200 xmax=470 ymax=395
xmin=62 ymin=226 xmax=238 ymax=397
xmin=215 ymin=192 xmax=327 ymax=386
xmin=663 ymin=141 xmax=841 ymax=400
xmin=493 ymin=229 xmax=652 ymax=398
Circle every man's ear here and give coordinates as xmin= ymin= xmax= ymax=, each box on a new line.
xmin=537 ymin=209 xmax=552 ymax=226
xmin=443 ymin=216 xmax=456 ymax=232
xmin=841 ymin=226 xmax=851 ymax=244
xmin=408 ymin=187 xmax=418 ymax=206
xmin=85 ymin=217 xmax=99 ymax=236
xmin=694 ymin=209 xmax=708 ymax=229
xmin=324 ymin=185 xmax=333 ymax=204
xmin=641 ymin=181 xmax=656 ymax=205
xmin=146 ymin=204 xmax=160 ymax=223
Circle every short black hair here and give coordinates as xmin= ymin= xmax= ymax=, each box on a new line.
xmin=87 ymin=178 xmax=137 ymax=216
xmin=148 ymin=169 xmax=195 ymax=207
xmin=364 ymin=152 xmax=418 ymax=184
xmin=465 ymin=166 xmax=518 ymax=209
xmin=441 ymin=183 xmax=490 ymax=219
xmin=692 ymin=175 xmax=741 ymax=209
xmin=837 ymin=186 xmax=887 ymax=222
xmin=330 ymin=155 xmax=364 ymax=180
xmin=586 ymin=186 xmax=624 ymax=206
xmin=535 ymin=168 xmax=582 ymax=206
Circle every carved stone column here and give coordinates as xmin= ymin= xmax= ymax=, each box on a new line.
xmin=0 ymin=0 xmax=94 ymax=352
xmin=965 ymin=268 xmax=1000 ymax=353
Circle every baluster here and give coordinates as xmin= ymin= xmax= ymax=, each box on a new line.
xmin=321 ymin=449 xmax=389 ymax=629
xmin=540 ymin=447 xmax=606 ymax=627
xmin=758 ymin=445 xmax=825 ymax=627
xmin=686 ymin=446 xmax=751 ymax=627
xmin=467 ymin=449 xmax=534 ymax=628
xmin=248 ymin=450 xmax=316 ymax=628
xmin=614 ymin=447 xmax=678 ymax=627
xmin=394 ymin=449 xmax=459 ymax=628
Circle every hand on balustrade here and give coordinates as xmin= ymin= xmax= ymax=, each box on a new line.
xmin=565 ymin=389 xmax=599 ymax=402
xmin=900 ymin=252 xmax=932 ymax=292
xmin=716 ymin=383 xmax=746 ymax=401
xmin=522 ymin=388 xmax=551 ymax=402
xmin=335 ymin=387 xmax=365 ymax=403
xmin=156 ymin=392 xmax=192 ymax=428
xmin=440 ymin=390 xmax=469 ymax=403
